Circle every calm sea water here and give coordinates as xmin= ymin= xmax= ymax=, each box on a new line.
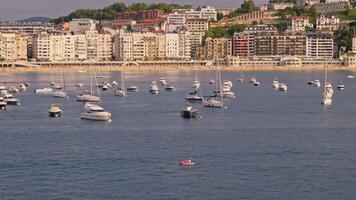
xmin=1 ymin=70 xmax=356 ymax=200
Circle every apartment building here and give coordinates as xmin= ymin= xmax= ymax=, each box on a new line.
xmin=0 ymin=22 xmax=54 ymax=34
xmin=316 ymin=15 xmax=339 ymax=31
xmin=255 ymin=34 xmax=307 ymax=56
xmin=204 ymin=37 xmax=232 ymax=59
xmin=232 ymin=32 xmax=256 ymax=58
xmin=292 ymin=16 xmax=312 ymax=32
xmin=0 ymin=32 xmax=28 ymax=61
xmin=306 ymin=32 xmax=334 ymax=58
xmin=185 ymin=19 xmax=209 ymax=32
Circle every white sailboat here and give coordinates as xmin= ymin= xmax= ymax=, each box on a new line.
xmin=149 ymin=81 xmax=159 ymax=94
xmin=185 ymin=70 xmax=203 ymax=102
xmin=321 ymin=64 xmax=333 ymax=105
xmin=204 ymin=60 xmax=224 ymax=108
xmin=53 ymin=70 xmax=68 ymax=98
xmin=115 ymin=71 xmax=127 ymax=97
xmin=77 ymin=71 xmax=100 ymax=102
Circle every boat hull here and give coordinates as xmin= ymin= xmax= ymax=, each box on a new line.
xmin=49 ymin=111 xmax=61 ymax=118
xmin=81 ymin=112 xmax=112 ymax=121
xmin=181 ymin=110 xmax=198 ymax=118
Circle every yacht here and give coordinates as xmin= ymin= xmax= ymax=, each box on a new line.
xmin=272 ymin=79 xmax=279 ymax=89
xmin=18 ymin=83 xmax=27 ymax=92
xmin=2 ymin=93 xmax=20 ymax=105
xmin=337 ymin=82 xmax=345 ymax=90
xmin=81 ymin=105 xmax=112 ymax=121
xmin=181 ymin=105 xmax=198 ymax=118
xmin=115 ymin=71 xmax=127 ymax=96
xmin=313 ymin=80 xmax=321 ymax=88
xmin=204 ymin=60 xmax=224 ymax=108
xmin=48 ymin=104 xmax=62 ymax=117
xmin=278 ymin=83 xmax=288 ymax=92
xmin=321 ymin=65 xmax=333 ymax=106
xmin=160 ymin=78 xmax=167 ymax=86
xmin=76 ymin=72 xmax=100 ymax=102
xmin=149 ymin=81 xmax=159 ymax=94
xmin=84 ymin=103 xmax=104 ymax=111
xmin=115 ymin=88 xmax=127 ymax=96
xmin=35 ymin=87 xmax=54 ymax=95
xmin=0 ymin=97 xmax=7 ymax=110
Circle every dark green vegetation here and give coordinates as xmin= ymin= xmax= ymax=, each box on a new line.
xmin=17 ymin=17 xmax=52 ymax=23
xmin=336 ymin=26 xmax=356 ymax=51
xmin=52 ymin=3 xmax=191 ymax=23
xmin=228 ymin=0 xmax=256 ymax=18
xmin=336 ymin=9 xmax=356 ymax=21
xmin=204 ymin=24 xmax=246 ymax=38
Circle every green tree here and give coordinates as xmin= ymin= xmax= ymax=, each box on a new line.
xmin=109 ymin=3 xmax=127 ymax=13
xmin=217 ymin=13 xmax=225 ymax=20
xmin=240 ymin=0 xmax=256 ymax=13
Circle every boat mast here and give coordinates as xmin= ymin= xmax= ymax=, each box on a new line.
xmin=90 ymin=71 xmax=93 ymax=95
xmin=217 ymin=59 xmax=224 ymax=105
xmin=95 ymin=72 xmax=100 ymax=97
xmin=121 ymin=71 xmax=125 ymax=90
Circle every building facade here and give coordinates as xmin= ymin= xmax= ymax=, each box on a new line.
xmin=316 ymin=15 xmax=339 ymax=31
xmin=0 ymin=32 xmax=28 ymax=61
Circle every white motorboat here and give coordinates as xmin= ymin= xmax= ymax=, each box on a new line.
xmin=18 ymin=83 xmax=27 ymax=92
xmin=0 ymin=85 xmax=6 ymax=91
xmin=50 ymin=81 xmax=56 ymax=87
xmin=0 ymin=97 xmax=7 ymax=110
xmin=272 ymin=79 xmax=279 ymax=89
xmin=346 ymin=75 xmax=355 ymax=79
xmin=254 ymin=81 xmax=260 ymax=86
xmin=102 ymin=84 xmax=109 ymax=91
xmin=278 ymin=83 xmax=288 ymax=92
xmin=53 ymin=91 xmax=68 ymax=98
xmin=337 ymin=82 xmax=345 ymax=90
xmin=35 ymin=87 xmax=54 ymax=94
xmin=209 ymin=79 xmax=215 ymax=85
xmin=81 ymin=109 xmax=112 ymax=121
xmin=2 ymin=93 xmax=20 ymax=105
xmin=313 ymin=80 xmax=321 ymax=88
xmin=84 ymin=102 xmax=104 ymax=111
xmin=7 ymin=86 xmax=19 ymax=93
xmin=48 ymin=104 xmax=62 ymax=117
xmin=218 ymin=91 xmax=236 ymax=98
xmin=115 ymin=88 xmax=127 ymax=96
xmin=160 ymin=78 xmax=167 ymax=86
xmin=224 ymin=80 xmax=233 ymax=88
xmin=77 ymin=83 xmax=83 ymax=87
xmin=181 ymin=105 xmax=198 ymax=118
xmin=250 ymin=77 xmax=257 ymax=83
xmin=150 ymin=81 xmax=159 ymax=94
xmin=112 ymin=81 xmax=118 ymax=86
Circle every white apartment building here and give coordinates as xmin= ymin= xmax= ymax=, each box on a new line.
xmin=306 ymin=33 xmax=334 ymax=58
xmin=185 ymin=7 xmax=217 ymax=21
xmin=0 ymin=32 xmax=28 ymax=61
xmin=165 ymin=33 xmax=180 ymax=59
xmin=352 ymin=37 xmax=356 ymax=53
xmin=32 ymin=31 xmax=112 ymax=62
xmin=316 ymin=15 xmax=339 ymax=31
xmin=69 ymin=18 xmax=96 ymax=33
xmin=292 ymin=16 xmax=312 ymax=32
xmin=113 ymin=32 xmax=133 ymax=61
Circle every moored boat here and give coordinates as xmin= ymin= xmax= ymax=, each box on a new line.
xmin=48 ymin=104 xmax=62 ymax=117
xmin=181 ymin=105 xmax=198 ymax=118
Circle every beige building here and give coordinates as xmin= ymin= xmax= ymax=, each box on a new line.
xmin=185 ymin=19 xmax=209 ymax=32
xmin=0 ymin=32 xmax=28 ymax=61
xmin=204 ymin=37 xmax=232 ymax=59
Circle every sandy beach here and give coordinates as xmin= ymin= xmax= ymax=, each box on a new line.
xmin=1 ymin=65 xmax=356 ymax=73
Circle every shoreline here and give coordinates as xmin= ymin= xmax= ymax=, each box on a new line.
xmin=1 ymin=65 xmax=356 ymax=73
